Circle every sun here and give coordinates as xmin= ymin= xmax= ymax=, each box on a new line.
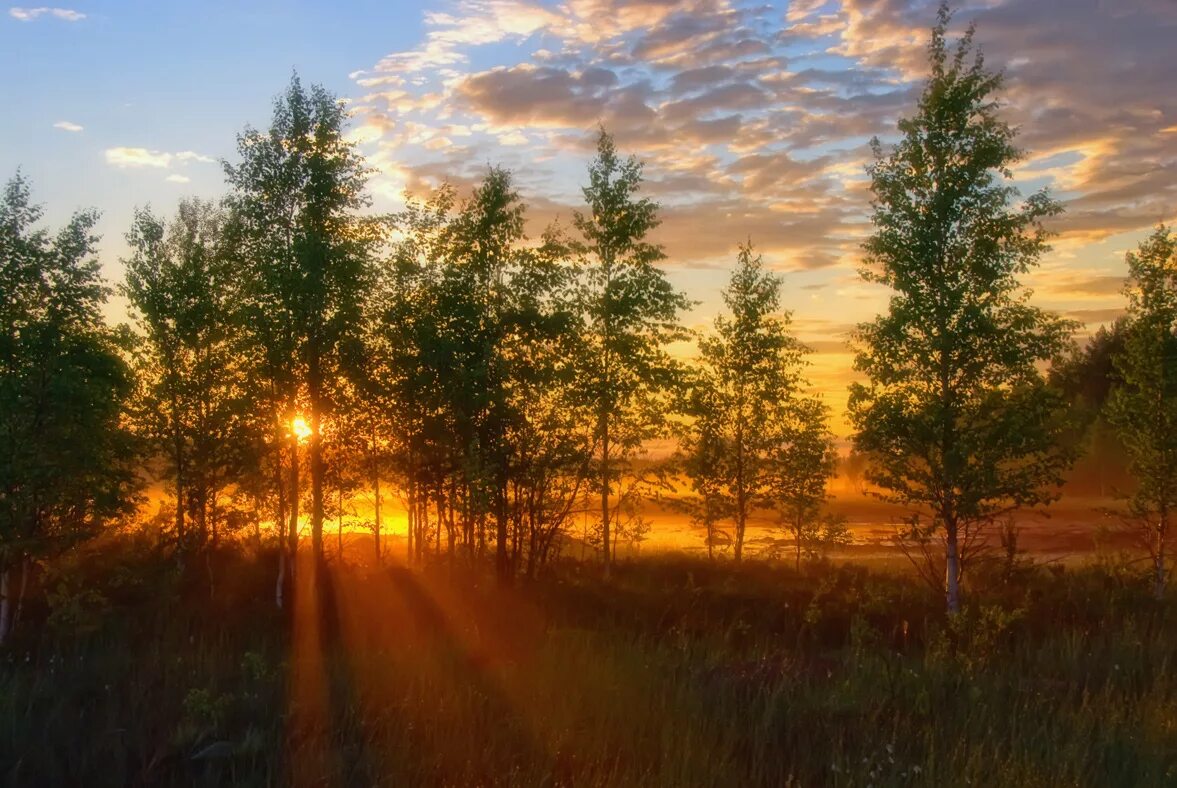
xmin=291 ymin=415 xmax=313 ymax=442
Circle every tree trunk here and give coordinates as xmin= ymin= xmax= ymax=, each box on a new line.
xmin=276 ymin=548 xmax=287 ymax=609
xmin=210 ymin=495 xmax=219 ymax=550
xmin=406 ymin=455 xmax=415 ymax=564
xmin=175 ymin=469 xmax=185 ymax=558
xmin=734 ymin=399 xmax=746 ymax=562
xmin=372 ymin=439 xmax=381 ymax=565
xmin=945 ymin=518 xmax=961 ymax=614
xmin=495 ymin=485 xmax=510 ymax=584
xmin=0 ymin=567 xmax=9 ymax=646
xmin=275 ymin=428 xmax=288 ymax=610
xmin=197 ymin=490 xmax=208 ymax=548
xmin=289 ymin=436 xmax=300 ymax=561
xmin=14 ymin=557 xmax=29 ymax=629
xmin=600 ymin=411 xmax=611 ymax=579
xmin=795 ymin=517 xmax=803 ymax=573
xmin=310 ymin=400 xmax=324 ymax=563
xmin=1155 ymin=508 xmax=1168 ymax=601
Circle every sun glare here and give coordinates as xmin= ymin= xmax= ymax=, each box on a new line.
xmin=291 ymin=415 xmax=313 ymax=442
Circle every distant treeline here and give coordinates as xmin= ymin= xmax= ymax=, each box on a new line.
xmin=0 ymin=3 xmax=1172 ymax=641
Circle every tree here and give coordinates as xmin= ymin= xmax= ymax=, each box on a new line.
xmin=224 ymin=75 xmax=382 ymax=566
xmin=842 ymin=449 xmax=869 ymax=496
xmin=441 ymin=167 xmax=529 ymax=581
xmin=1107 ymin=226 xmax=1177 ymax=599
xmin=769 ymin=397 xmax=841 ymax=571
xmin=370 ymin=170 xmax=585 ymax=580
xmin=123 ymin=200 xmax=253 ymax=558
xmin=574 ymin=129 xmax=691 ymax=576
xmin=684 ymin=243 xmax=832 ymax=561
xmin=847 ymin=5 xmax=1076 ymax=614
xmin=0 ymin=174 xmax=137 ymax=642
xmin=370 ymin=185 xmax=455 ymax=565
xmin=678 ymin=378 xmax=733 ymax=560
xmin=1049 ymin=321 xmax=1131 ymax=496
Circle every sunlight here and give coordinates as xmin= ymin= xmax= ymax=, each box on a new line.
xmin=291 ymin=415 xmax=313 ymax=442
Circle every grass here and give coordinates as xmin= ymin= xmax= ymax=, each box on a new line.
xmin=1 ymin=538 xmax=1175 ymax=786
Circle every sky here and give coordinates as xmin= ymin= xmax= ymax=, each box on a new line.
xmin=2 ymin=0 xmax=1175 ymax=434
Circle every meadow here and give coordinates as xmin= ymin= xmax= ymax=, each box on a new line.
xmin=1 ymin=520 xmax=1173 ymax=787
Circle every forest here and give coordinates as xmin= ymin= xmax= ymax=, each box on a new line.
xmin=1 ymin=3 xmax=1175 ymax=785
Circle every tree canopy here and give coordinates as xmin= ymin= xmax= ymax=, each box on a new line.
xmin=848 ymin=5 xmax=1077 ymax=613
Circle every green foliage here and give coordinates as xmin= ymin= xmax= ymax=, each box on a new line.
xmin=574 ymin=129 xmax=692 ymax=571
xmin=683 ymin=243 xmax=835 ymax=561
xmin=0 ymin=173 xmax=137 ymax=578
xmin=45 ymin=573 xmax=111 ymax=636
xmin=122 ymin=199 xmax=256 ymax=552
xmin=848 ymin=5 xmax=1077 ymax=611
xmin=1049 ymin=322 xmax=1133 ymax=495
xmin=368 ymin=168 xmax=586 ymax=576
xmin=224 ymin=74 xmax=385 ymax=558
xmin=1106 ymin=225 xmax=1177 ymax=597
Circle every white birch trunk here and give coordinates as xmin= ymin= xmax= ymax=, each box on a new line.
xmin=945 ymin=524 xmax=961 ymax=614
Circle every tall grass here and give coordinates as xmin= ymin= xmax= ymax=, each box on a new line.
xmin=1 ymin=541 xmax=1174 ymax=786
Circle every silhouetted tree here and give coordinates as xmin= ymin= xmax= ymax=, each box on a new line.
xmin=1051 ymin=320 xmax=1128 ymax=417
xmin=848 ymin=5 xmax=1076 ymax=614
xmin=678 ymin=379 xmax=732 ymax=559
xmin=685 ymin=243 xmax=832 ymax=561
xmin=769 ymin=396 xmax=841 ymax=571
xmin=1107 ymin=226 xmax=1177 ymax=599
xmin=442 ymin=167 xmax=528 ymax=580
xmin=123 ymin=200 xmax=254 ymax=558
xmin=224 ymin=75 xmax=383 ymax=567
xmin=372 ymin=186 xmax=455 ymax=564
xmin=372 ymin=170 xmax=585 ymax=579
xmin=0 ymin=174 xmax=137 ymax=642
xmin=574 ymin=129 xmax=690 ymax=576
xmin=1050 ymin=321 xmax=1131 ymax=496
xmin=496 ymin=220 xmax=585 ymax=578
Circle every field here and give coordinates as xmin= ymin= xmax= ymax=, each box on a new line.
xmin=282 ymin=476 xmax=1138 ymax=571
xmin=1 ymin=502 xmax=1173 ymax=787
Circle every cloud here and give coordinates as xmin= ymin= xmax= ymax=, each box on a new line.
xmin=175 ymin=151 xmax=215 ymax=164
xmin=105 ymin=148 xmax=173 ymax=169
xmin=454 ymin=64 xmax=618 ymax=127
xmin=52 ymin=120 xmax=82 ymax=132
xmin=105 ymin=147 xmax=216 ymax=170
xmin=1065 ymin=308 xmax=1126 ymax=325
xmin=165 ymin=174 xmax=191 ymax=184
xmin=347 ymin=0 xmax=1177 ymax=366
xmin=9 ymin=6 xmax=85 ymax=21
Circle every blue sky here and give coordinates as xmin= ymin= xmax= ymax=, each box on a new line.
xmin=3 ymin=0 xmax=1175 ymax=431
xmin=2 ymin=1 xmax=426 ymax=237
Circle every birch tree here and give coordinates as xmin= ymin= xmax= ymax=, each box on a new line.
xmin=225 ymin=75 xmax=382 ymax=566
xmin=684 ymin=243 xmax=830 ymax=561
xmin=848 ymin=5 xmax=1076 ymax=614
xmin=575 ymin=129 xmax=690 ymax=576
xmin=0 ymin=174 xmax=136 ymax=642
xmin=1107 ymin=226 xmax=1177 ymax=599
xmin=123 ymin=200 xmax=252 ymax=557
